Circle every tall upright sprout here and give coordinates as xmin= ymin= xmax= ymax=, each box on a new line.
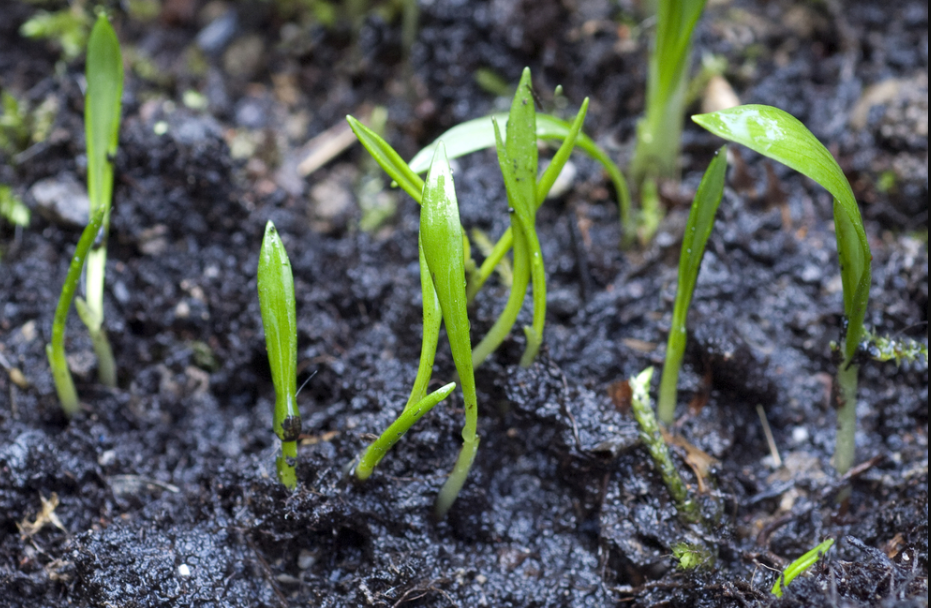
xmin=75 ymin=13 xmax=123 ymax=387
xmin=657 ymin=146 xmax=727 ymax=424
xmin=630 ymin=0 xmax=707 ymax=244
xmin=257 ymin=221 xmax=301 ymax=489
xmin=420 ymin=144 xmax=481 ymax=518
xmin=46 ymin=14 xmax=122 ymax=413
xmin=693 ymin=105 xmax=872 ymax=480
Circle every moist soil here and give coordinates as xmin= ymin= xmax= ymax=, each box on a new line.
xmin=0 ymin=1 xmax=927 ymax=606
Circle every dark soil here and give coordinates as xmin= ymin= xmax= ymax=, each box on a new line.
xmin=1 ymin=0 xmax=927 ymax=606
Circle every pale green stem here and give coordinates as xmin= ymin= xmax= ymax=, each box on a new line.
xmin=834 ymin=360 xmax=859 ymax=477
xmin=356 ymin=383 xmax=456 ymax=480
xmin=277 ymin=440 xmax=298 ymax=490
xmin=435 ymin=435 xmax=480 ymax=519
xmin=471 ymin=228 xmax=531 ymax=368
xmin=46 ymin=207 xmax=107 ymax=415
xmin=630 ymin=367 xmax=701 ymax=523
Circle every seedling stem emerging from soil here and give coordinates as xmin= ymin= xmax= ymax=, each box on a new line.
xmin=46 ymin=14 xmax=122 ymax=413
xmin=630 ymin=367 xmax=700 ymax=523
xmin=771 ymin=538 xmax=834 ymax=597
xmin=693 ymin=105 xmax=872 ymax=479
xmin=77 ymin=13 xmax=122 ymax=388
xmin=657 ymin=146 xmax=727 ymax=424
xmin=629 ymin=0 xmax=708 ymax=245
xmin=257 ymin=221 xmax=301 ymax=489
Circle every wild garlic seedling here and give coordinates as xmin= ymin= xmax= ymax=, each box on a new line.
xmin=629 ymin=366 xmax=700 ymax=523
xmin=420 ymin=144 xmax=481 ymax=518
xmin=408 ymin=93 xmax=630 ymax=284
xmin=354 ymin=231 xmax=454 ymax=481
xmin=771 ymin=538 xmax=834 ymax=598
xmin=75 ymin=13 xmax=123 ymax=388
xmin=693 ymin=105 xmax=872 ymax=479
xmin=657 ymin=146 xmax=727 ymax=425
xmin=45 ymin=15 xmax=122 ymax=412
xmin=352 ymin=68 xmax=601 ymax=369
xmin=257 ymin=221 xmax=301 ymax=489
xmin=629 ymin=0 xmax=708 ymax=245
xmin=46 ymin=207 xmax=106 ymax=415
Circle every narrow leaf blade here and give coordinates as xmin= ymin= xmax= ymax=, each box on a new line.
xmin=347 ymin=115 xmax=424 ymax=203
xmin=693 ymin=104 xmax=871 ymax=356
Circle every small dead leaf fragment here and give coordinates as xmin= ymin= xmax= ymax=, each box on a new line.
xmin=661 ymin=429 xmax=720 ymax=493
xmin=18 ymin=493 xmax=67 ymax=538
xmin=608 ymin=379 xmax=633 ymax=413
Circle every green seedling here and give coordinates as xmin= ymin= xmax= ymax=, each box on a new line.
xmin=351 ymin=68 xmax=598 ymax=368
xmin=257 ymin=221 xmax=301 ymax=489
xmin=19 ymin=3 xmax=92 ymax=62
xmin=419 ymin=143 xmax=482 ymax=517
xmin=771 ymin=538 xmax=834 ymax=597
xmin=408 ymin=105 xmax=629 ymax=245
xmin=473 ymin=68 xmax=545 ymax=368
xmin=693 ymin=105 xmax=872 ymax=480
xmin=657 ymin=146 xmax=727 ymax=424
xmin=672 ymin=541 xmax=715 ymax=570
xmin=46 ymin=207 xmax=106 ymax=415
xmin=354 ymin=231 xmax=452 ymax=480
xmin=0 ymin=186 xmax=30 ymax=228
xmin=45 ymin=15 xmax=123 ymax=413
xmin=73 ymin=14 xmax=123 ymax=389
xmin=629 ymin=0 xmax=708 ymax=245
xmin=629 ymin=367 xmax=700 ymax=523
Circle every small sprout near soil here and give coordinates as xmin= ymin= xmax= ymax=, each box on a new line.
xmin=629 ymin=367 xmax=700 ymax=523
xmin=0 ymin=185 xmax=30 ymax=228
xmin=419 ymin=144 xmax=480 ymax=518
xmin=257 ymin=221 xmax=301 ymax=490
xmin=672 ymin=541 xmax=715 ymax=570
xmin=657 ymin=146 xmax=727 ymax=425
xmin=771 ymin=538 xmax=834 ymax=598
xmin=693 ymin=105 xmax=872 ymax=482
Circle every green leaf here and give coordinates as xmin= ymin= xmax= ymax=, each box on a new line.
xmin=355 ymin=382 xmax=456 ymax=480
xmin=420 ymin=144 xmax=477 ymax=437
xmin=82 ymin=14 xmax=123 ymax=372
xmin=771 ymin=538 xmax=834 ymax=597
xmin=692 ymin=105 xmax=871 ymax=360
xmin=257 ymin=221 xmax=300 ymax=445
xmin=346 ymin=115 xmax=424 ymax=203
xmin=407 ymin=111 xmax=629 ymax=227
xmin=657 ymin=146 xmax=727 ymax=424
xmin=85 ymin=14 xmax=123 ymax=216
xmin=537 ymin=98 xmax=589 ymax=204
xmin=420 ymin=142 xmax=481 ymax=516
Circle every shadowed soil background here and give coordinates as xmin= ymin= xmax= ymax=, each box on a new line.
xmin=0 ymin=0 xmax=927 ymax=606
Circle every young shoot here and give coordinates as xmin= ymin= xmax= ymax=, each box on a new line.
xmin=350 ymin=68 xmax=606 ymax=369
xmin=629 ymin=367 xmax=700 ymax=523
xmin=771 ymin=538 xmax=834 ymax=597
xmin=353 ymin=233 xmax=451 ymax=481
xmin=693 ymin=105 xmax=872 ymax=479
xmin=420 ymin=143 xmax=481 ymax=518
xmin=46 ymin=207 xmax=106 ymax=415
xmin=75 ymin=13 xmax=123 ymax=388
xmin=630 ymin=0 xmax=708 ymax=245
xmin=657 ymin=146 xmax=727 ymax=425
xmin=257 ymin=221 xmax=301 ymax=490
